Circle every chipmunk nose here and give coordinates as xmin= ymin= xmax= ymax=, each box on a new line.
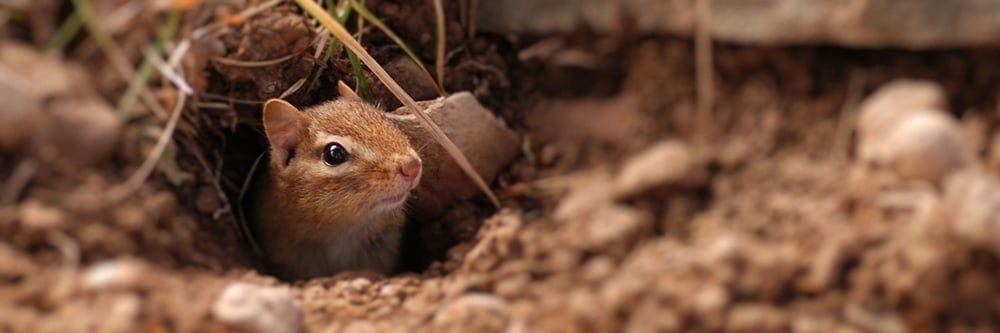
xmin=398 ymin=157 xmax=422 ymax=182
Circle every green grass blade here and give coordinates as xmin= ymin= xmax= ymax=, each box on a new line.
xmin=346 ymin=49 xmax=373 ymax=102
xmin=321 ymin=0 xmax=353 ymax=62
xmin=115 ymin=10 xmax=181 ymax=119
xmin=47 ymin=12 xmax=83 ymax=54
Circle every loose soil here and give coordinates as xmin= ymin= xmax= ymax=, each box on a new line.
xmin=1 ymin=1 xmax=997 ymax=332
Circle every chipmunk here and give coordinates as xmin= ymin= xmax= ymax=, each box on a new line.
xmin=249 ymin=83 xmax=422 ymax=280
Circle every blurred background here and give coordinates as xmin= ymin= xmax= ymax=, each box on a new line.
xmin=0 ymin=0 xmax=998 ymax=332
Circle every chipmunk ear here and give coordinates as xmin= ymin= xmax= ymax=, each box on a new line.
xmin=337 ymin=80 xmax=363 ymax=102
xmin=262 ymin=99 xmax=307 ymax=166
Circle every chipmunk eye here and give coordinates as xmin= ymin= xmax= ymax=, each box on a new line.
xmin=322 ymin=142 xmax=349 ymax=166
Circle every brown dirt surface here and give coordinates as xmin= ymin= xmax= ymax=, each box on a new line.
xmin=1 ymin=1 xmax=998 ymax=332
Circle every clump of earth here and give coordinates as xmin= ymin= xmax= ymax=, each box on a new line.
xmin=0 ymin=1 xmax=997 ymax=332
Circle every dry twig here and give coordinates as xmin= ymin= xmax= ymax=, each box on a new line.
xmin=695 ymin=0 xmax=715 ymax=139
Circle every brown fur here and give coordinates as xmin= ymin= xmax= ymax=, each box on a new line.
xmin=251 ymin=98 xmax=421 ymax=280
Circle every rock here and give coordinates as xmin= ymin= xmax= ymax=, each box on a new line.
xmin=83 ymin=259 xmax=149 ymax=291
xmin=478 ymin=0 xmax=1000 ymax=49
xmin=383 ymin=57 xmax=440 ymax=104
xmin=1 ymin=42 xmax=120 ymax=159
xmin=0 ymin=82 xmax=43 ymax=152
xmin=40 ymin=98 xmax=122 ymax=167
xmin=856 ymin=80 xmax=947 ymax=163
xmin=855 ymin=80 xmax=971 ymax=184
xmin=614 ymin=140 xmax=705 ymax=196
xmin=0 ymin=42 xmax=89 ymax=99
xmin=212 ymin=282 xmax=302 ymax=333
xmin=879 ymin=111 xmax=971 ymax=184
xmin=388 ymin=92 xmax=519 ymax=220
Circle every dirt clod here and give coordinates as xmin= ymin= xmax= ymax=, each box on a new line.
xmin=2 ymin=2 xmax=999 ymax=332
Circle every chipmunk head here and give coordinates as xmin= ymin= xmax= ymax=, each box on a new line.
xmin=261 ymin=95 xmax=422 ymax=224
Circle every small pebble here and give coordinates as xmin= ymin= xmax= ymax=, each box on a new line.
xmin=856 ymin=79 xmax=947 ymax=162
xmin=615 ymin=140 xmax=703 ymax=196
xmin=383 ymin=56 xmax=439 ymax=103
xmin=855 ymin=80 xmax=971 ymax=184
xmin=19 ymin=200 xmax=65 ymax=231
xmin=42 ymin=98 xmax=122 ymax=167
xmin=213 ymin=282 xmax=302 ymax=333
xmin=880 ymin=111 xmax=970 ymax=184
xmin=83 ymin=259 xmax=147 ymax=291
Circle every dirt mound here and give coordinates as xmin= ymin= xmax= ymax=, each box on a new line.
xmin=1 ymin=1 xmax=998 ymax=332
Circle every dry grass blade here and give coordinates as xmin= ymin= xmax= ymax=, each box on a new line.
xmin=211 ymin=53 xmax=297 ymax=67
xmin=70 ymin=0 xmax=172 ymax=121
xmin=433 ymin=0 xmax=446 ymax=88
xmin=148 ymin=47 xmax=193 ymax=95
xmin=236 ymin=151 xmax=268 ymax=255
xmin=279 ymin=77 xmax=308 ymax=98
xmin=202 ymin=92 xmax=266 ymax=105
xmin=695 ymin=0 xmax=715 ymax=140
xmin=468 ymin=0 xmax=478 ymax=38
xmin=117 ymin=10 xmax=181 ymax=118
xmin=108 ymin=91 xmax=186 ymax=203
xmin=69 ymin=0 xmax=134 ymax=80
xmin=834 ymin=70 xmax=866 ymax=161
xmin=295 ymin=0 xmax=501 ymax=207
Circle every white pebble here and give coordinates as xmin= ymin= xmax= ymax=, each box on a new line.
xmin=880 ymin=111 xmax=970 ymax=183
xmin=856 ymin=79 xmax=947 ymax=163
xmin=615 ymin=140 xmax=701 ymax=196
xmin=213 ymin=282 xmax=302 ymax=333
xmin=83 ymin=259 xmax=146 ymax=291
